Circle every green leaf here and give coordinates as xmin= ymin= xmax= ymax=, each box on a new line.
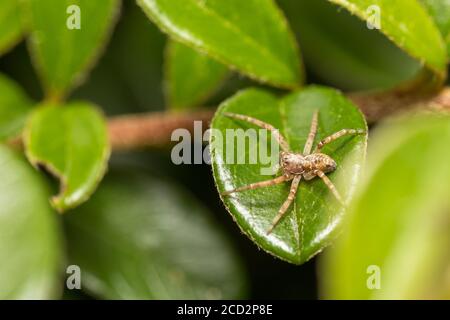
xmin=0 ymin=145 xmax=62 ymax=299
xmin=320 ymin=114 xmax=450 ymax=299
xmin=278 ymin=0 xmax=420 ymax=91
xmin=210 ymin=87 xmax=368 ymax=264
xmin=137 ymin=0 xmax=303 ymax=89
xmin=65 ymin=167 xmax=247 ymax=299
xmin=328 ymin=0 xmax=447 ymax=81
xmin=0 ymin=73 xmax=33 ymax=141
xmin=0 ymin=0 xmax=24 ymax=56
xmin=420 ymin=0 xmax=450 ymax=57
xmin=24 ymin=102 xmax=110 ymax=212
xmin=72 ymin=2 xmax=167 ymax=114
xmin=165 ymin=41 xmax=229 ymax=111
xmin=26 ymin=0 xmax=120 ymax=99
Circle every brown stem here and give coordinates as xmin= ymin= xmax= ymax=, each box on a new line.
xmin=12 ymin=86 xmax=450 ymax=151
xmin=349 ymin=87 xmax=450 ymax=122
xmin=108 ymin=87 xmax=450 ymax=151
xmin=108 ymin=109 xmax=215 ymax=150
xmin=428 ymin=87 xmax=450 ymax=111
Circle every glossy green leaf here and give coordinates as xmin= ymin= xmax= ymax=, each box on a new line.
xmin=0 ymin=145 xmax=62 ymax=299
xmin=421 ymin=0 xmax=450 ymax=57
xmin=65 ymin=167 xmax=247 ymax=299
xmin=329 ymin=0 xmax=447 ymax=81
xmin=278 ymin=0 xmax=420 ymax=91
xmin=72 ymin=1 xmax=167 ymax=114
xmin=165 ymin=41 xmax=229 ymax=111
xmin=321 ymin=114 xmax=450 ymax=299
xmin=0 ymin=73 xmax=33 ymax=141
xmin=26 ymin=0 xmax=120 ymax=99
xmin=210 ymin=87 xmax=367 ymax=264
xmin=137 ymin=0 xmax=303 ymax=89
xmin=0 ymin=0 xmax=24 ymax=56
xmin=24 ymin=102 xmax=110 ymax=212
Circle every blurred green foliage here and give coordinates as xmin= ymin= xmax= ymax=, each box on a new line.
xmin=421 ymin=0 xmax=450 ymax=57
xmin=25 ymin=0 xmax=120 ymax=99
xmin=0 ymin=74 xmax=32 ymax=141
xmin=138 ymin=0 xmax=304 ymax=88
xmin=278 ymin=0 xmax=421 ymax=90
xmin=65 ymin=167 xmax=247 ymax=299
xmin=0 ymin=0 xmax=24 ymax=56
xmin=321 ymin=114 xmax=450 ymax=299
xmin=165 ymin=41 xmax=228 ymax=110
xmin=24 ymin=102 xmax=109 ymax=211
xmin=0 ymin=146 xmax=62 ymax=299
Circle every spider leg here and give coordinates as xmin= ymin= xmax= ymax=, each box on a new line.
xmin=315 ymin=170 xmax=344 ymax=205
xmin=221 ymin=175 xmax=291 ymax=196
xmin=266 ymin=175 xmax=302 ymax=235
xmin=315 ymin=128 xmax=365 ymax=152
xmin=223 ymin=112 xmax=290 ymax=152
xmin=303 ymin=110 xmax=319 ymax=155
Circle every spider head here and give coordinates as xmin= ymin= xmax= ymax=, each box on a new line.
xmin=319 ymin=154 xmax=337 ymax=173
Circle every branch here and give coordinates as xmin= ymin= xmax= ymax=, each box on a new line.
xmin=108 ymin=87 xmax=450 ymax=151
xmin=349 ymin=86 xmax=450 ymax=122
xmin=108 ymin=109 xmax=215 ymax=150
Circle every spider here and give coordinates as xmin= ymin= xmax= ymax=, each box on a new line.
xmin=221 ymin=111 xmax=366 ymax=235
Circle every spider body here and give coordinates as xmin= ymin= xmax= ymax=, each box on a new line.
xmin=221 ymin=111 xmax=365 ymax=235
xmin=280 ymin=152 xmax=336 ymax=180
